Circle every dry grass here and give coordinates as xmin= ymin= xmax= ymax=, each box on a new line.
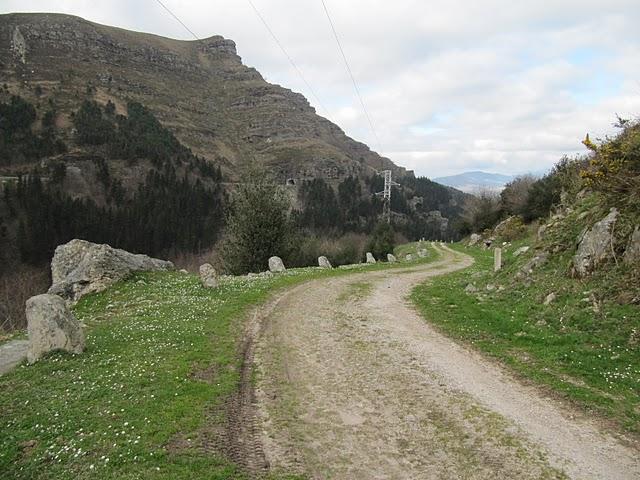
xmin=0 ymin=265 xmax=50 ymax=332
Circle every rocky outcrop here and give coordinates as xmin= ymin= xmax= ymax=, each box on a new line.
xmin=199 ymin=263 xmax=218 ymax=288
xmin=387 ymin=254 xmax=397 ymax=263
xmin=366 ymin=252 xmax=376 ymax=264
xmin=573 ymin=208 xmax=618 ymax=277
xmin=623 ymin=226 xmax=640 ymax=265
xmin=26 ymin=294 xmax=85 ymax=363
xmin=48 ymin=239 xmax=173 ymax=303
xmin=318 ymin=256 xmax=332 ymax=269
xmin=268 ymin=256 xmax=286 ymax=273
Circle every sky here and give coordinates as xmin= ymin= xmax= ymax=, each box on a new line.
xmin=2 ymin=1 xmax=640 ymax=178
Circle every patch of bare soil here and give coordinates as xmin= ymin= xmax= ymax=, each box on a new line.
xmin=253 ymin=244 xmax=640 ymax=479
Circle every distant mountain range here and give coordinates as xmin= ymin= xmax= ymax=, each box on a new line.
xmin=433 ymin=171 xmax=515 ymax=194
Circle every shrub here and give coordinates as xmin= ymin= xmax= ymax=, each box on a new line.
xmin=581 ymin=119 xmax=640 ymax=214
xmin=366 ymin=222 xmax=395 ymax=260
xmin=221 ymin=171 xmax=293 ymax=274
xmin=459 ymin=189 xmax=501 ymax=234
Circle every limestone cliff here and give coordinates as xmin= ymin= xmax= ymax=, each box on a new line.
xmin=0 ymin=12 xmax=407 ymax=183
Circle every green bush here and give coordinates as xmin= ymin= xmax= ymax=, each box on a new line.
xmin=366 ymin=222 xmax=395 ymax=260
xmin=221 ymin=171 xmax=294 ymax=274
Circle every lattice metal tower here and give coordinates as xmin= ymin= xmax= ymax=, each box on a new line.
xmin=377 ymin=170 xmax=399 ymax=223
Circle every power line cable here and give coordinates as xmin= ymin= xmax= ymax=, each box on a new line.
xmin=319 ymin=0 xmax=382 ymax=154
xmin=154 ymin=0 xmax=200 ymax=40
xmin=246 ymin=0 xmax=330 ymax=117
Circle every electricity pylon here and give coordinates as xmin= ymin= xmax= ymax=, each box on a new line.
xmin=376 ymin=170 xmax=399 ymax=223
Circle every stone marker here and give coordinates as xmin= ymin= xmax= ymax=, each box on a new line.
xmin=494 ymin=247 xmax=502 ymax=272
xmin=199 ymin=263 xmax=218 ymax=288
xmin=405 ymin=254 xmax=413 ymax=261
xmin=26 ymin=294 xmax=85 ymax=363
xmin=387 ymin=253 xmax=397 ymax=263
xmin=318 ymin=256 xmax=332 ymax=269
xmin=623 ymin=226 xmax=640 ymax=265
xmin=268 ymin=256 xmax=286 ymax=273
xmin=366 ymin=252 xmax=376 ymax=264
xmin=513 ymin=246 xmax=530 ymax=257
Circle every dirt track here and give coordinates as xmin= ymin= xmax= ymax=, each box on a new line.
xmin=253 ymin=244 xmax=640 ymax=479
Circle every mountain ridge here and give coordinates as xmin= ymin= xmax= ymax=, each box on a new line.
xmin=0 ymin=12 xmax=408 ymax=183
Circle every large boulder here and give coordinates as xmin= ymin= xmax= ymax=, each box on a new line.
xmin=268 ymin=256 xmax=286 ymax=273
xmin=366 ymin=252 xmax=376 ymax=264
xmin=387 ymin=253 xmax=397 ymax=263
xmin=318 ymin=256 xmax=332 ymax=269
xmin=48 ymin=239 xmax=173 ymax=303
xmin=199 ymin=263 xmax=219 ymax=288
xmin=573 ymin=208 xmax=618 ymax=277
xmin=468 ymin=233 xmax=481 ymax=246
xmin=623 ymin=226 xmax=640 ymax=265
xmin=26 ymin=294 xmax=85 ymax=363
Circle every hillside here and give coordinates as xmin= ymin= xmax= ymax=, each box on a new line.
xmin=0 ymin=12 xmax=404 ymax=182
xmin=0 ymin=13 xmax=469 ymax=269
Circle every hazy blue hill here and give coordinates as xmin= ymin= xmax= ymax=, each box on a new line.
xmin=433 ymin=171 xmax=514 ymax=193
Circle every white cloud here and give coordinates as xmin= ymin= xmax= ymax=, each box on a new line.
xmin=2 ymin=0 xmax=639 ymax=178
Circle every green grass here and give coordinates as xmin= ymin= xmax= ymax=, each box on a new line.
xmin=411 ymin=241 xmax=640 ymax=435
xmin=0 ymin=245 xmax=439 ymax=479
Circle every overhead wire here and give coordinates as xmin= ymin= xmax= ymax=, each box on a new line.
xmin=319 ymin=0 xmax=383 ymax=154
xmin=246 ymin=0 xmax=330 ymax=117
xmin=153 ymin=0 xmax=200 ymax=40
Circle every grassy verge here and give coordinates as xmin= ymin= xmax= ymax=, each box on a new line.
xmin=411 ymin=241 xmax=640 ymax=435
xmin=0 ymin=244 xmax=439 ymax=479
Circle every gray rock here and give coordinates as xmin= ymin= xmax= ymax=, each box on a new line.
xmin=318 ymin=256 xmax=332 ymax=269
xmin=48 ymin=239 xmax=173 ymax=304
xmin=26 ymin=294 xmax=85 ymax=363
xmin=486 ymin=284 xmax=496 ymax=291
xmin=573 ymin=208 xmax=618 ymax=277
xmin=387 ymin=253 xmax=397 ymax=263
xmin=464 ymin=283 xmax=478 ymax=294
xmin=179 ymin=269 xmax=189 ymax=274
xmin=199 ymin=263 xmax=218 ymax=288
xmin=405 ymin=254 xmax=413 ymax=261
xmin=513 ymin=246 xmax=530 ymax=257
xmin=366 ymin=252 xmax=376 ymax=264
xmin=543 ymin=292 xmax=557 ymax=305
xmin=623 ymin=226 xmax=640 ymax=265
xmin=268 ymin=256 xmax=286 ymax=273
xmin=537 ymin=224 xmax=547 ymax=241
xmin=468 ymin=233 xmax=481 ymax=246
xmin=518 ymin=252 xmax=549 ymax=277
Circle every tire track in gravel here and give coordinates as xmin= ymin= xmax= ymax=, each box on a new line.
xmin=253 ymin=243 xmax=640 ymax=479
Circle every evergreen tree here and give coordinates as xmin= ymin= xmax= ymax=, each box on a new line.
xmin=222 ymin=171 xmax=293 ymax=274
